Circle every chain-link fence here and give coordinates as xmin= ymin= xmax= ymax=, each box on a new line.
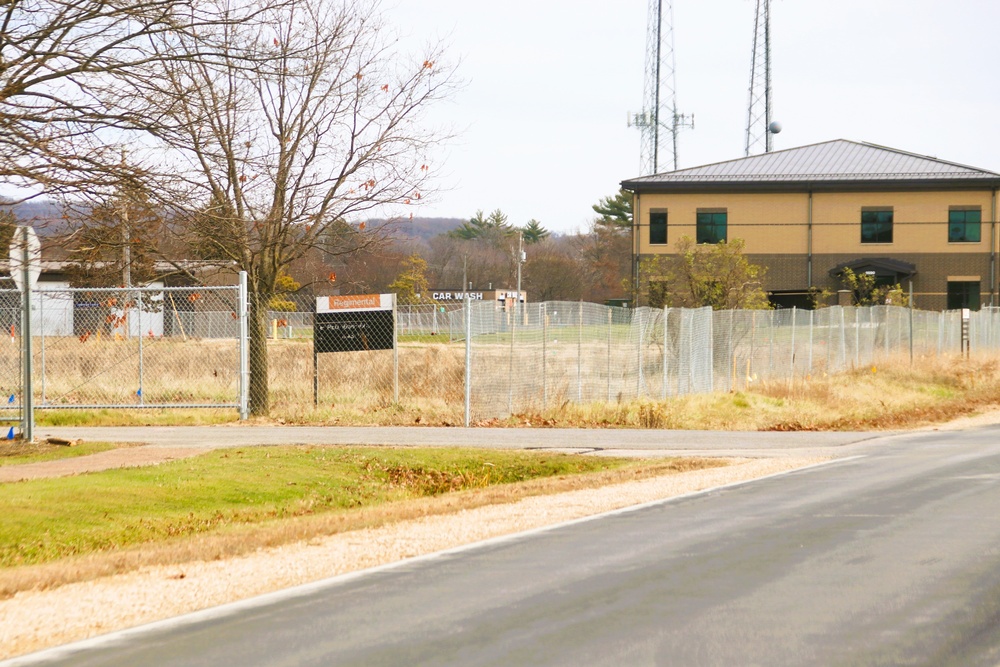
xmin=2 ymin=288 xmax=995 ymax=428
xmin=458 ymin=302 xmax=995 ymax=423
xmin=2 ymin=284 xmax=245 ymax=427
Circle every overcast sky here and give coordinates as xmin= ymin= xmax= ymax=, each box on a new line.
xmin=390 ymin=0 xmax=1000 ymax=234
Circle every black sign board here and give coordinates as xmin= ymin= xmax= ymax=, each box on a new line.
xmin=314 ymin=310 xmax=394 ymax=353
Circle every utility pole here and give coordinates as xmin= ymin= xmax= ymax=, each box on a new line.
xmin=516 ymin=231 xmax=524 ymax=311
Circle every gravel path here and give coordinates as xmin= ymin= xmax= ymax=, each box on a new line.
xmin=0 ymin=447 xmax=211 ymax=483
xmin=0 ymin=456 xmax=825 ymax=661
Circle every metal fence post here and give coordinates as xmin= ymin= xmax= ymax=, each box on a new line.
xmin=577 ymin=300 xmax=583 ymax=402
xmin=662 ymin=307 xmax=669 ymax=399
xmin=508 ymin=297 xmax=516 ymax=414
xmin=855 ymin=307 xmax=861 ymax=368
xmin=392 ymin=293 xmax=399 ymax=404
xmin=464 ymin=295 xmax=471 ymax=427
xmin=767 ymin=310 xmax=774 ymax=379
xmin=21 ymin=237 xmax=33 ymax=441
xmin=238 ymin=271 xmax=249 ymax=420
xmin=136 ymin=288 xmax=144 ymax=406
xmin=39 ymin=287 xmax=45 ymax=405
xmin=607 ymin=307 xmax=612 ymax=402
xmin=808 ymin=310 xmax=814 ymax=375
xmin=837 ymin=308 xmax=847 ymax=370
xmin=790 ymin=307 xmax=797 ymax=378
xmin=636 ymin=307 xmax=643 ymax=398
xmin=542 ymin=302 xmax=548 ymax=408
xmin=884 ymin=308 xmax=890 ymax=358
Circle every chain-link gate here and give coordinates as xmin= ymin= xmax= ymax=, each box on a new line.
xmin=3 ymin=279 xmax=248 ymax=435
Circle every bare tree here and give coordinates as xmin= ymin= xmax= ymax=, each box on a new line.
xmin=63 ymin=184 xmax=164 ymax=288
xmin=0 ymin=0 xmax=278 ymax=196
xmin=114 ymin=0 xmax=456 ymax=414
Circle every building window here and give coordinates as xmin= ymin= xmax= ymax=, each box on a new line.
xmin=947 ymin=281 xmax=980 ymax=310
xmin=649 ymin=210 xmax=667 ymax=245
xmin=948 ymin=207 xmax=981 ymax=243
xmin=696 ymin=209 xmax=727 ymax=244
xmin=861 ymin=208 xmax=893 ymax=243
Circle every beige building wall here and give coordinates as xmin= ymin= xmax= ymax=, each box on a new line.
xmin=811 ymin=190 xmax=995 ymax=255
xmin=634 ymin=192 xmax=808 ymax=255
xmin=636 ymin=189 xmax=996 ymax=256
xmin=633 ymin=187 xmax=999 ymax=309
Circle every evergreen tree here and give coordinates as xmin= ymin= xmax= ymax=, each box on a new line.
xmin=521 ymin=219 xmax=550 ymax=244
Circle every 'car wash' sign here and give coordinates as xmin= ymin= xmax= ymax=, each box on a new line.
xmin=314 ymin=294 xmax=394 ymax=353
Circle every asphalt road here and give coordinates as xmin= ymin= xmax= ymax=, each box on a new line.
xmin=12 ymin=425 xmax=1000 ymax=666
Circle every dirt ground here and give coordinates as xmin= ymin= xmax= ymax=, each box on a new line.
xmin=0 ymin=446 xmax=211 ymax=483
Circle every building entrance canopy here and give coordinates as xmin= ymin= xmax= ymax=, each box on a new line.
xmin=829 ymin=257 xmax=917 ymax=281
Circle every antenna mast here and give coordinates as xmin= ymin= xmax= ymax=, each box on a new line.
xmin=744 ymin=0 xmax=773 ymax=156
xmin=630 ymin=0 xmax=693 ymax=175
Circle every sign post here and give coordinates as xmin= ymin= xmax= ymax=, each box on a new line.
xmin=9 ymin=226 xmax=40 ymax=441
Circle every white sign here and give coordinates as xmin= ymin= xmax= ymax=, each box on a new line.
xmin=316 ymin=293 xmax=392 ymax=313
xmin=9 ymin=226 xmax=40 ymax=290
xmin=432 ymin=292 xmax=484 ymax=301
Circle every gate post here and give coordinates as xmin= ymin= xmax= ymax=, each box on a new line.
xmin=21 ymin=231 xmax=34 ymax=442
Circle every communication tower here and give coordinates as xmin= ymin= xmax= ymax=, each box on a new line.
xmin=629 ymin=0 xmax=693 ymax=175
xmin=744 ymin=0 xmax=777 ymax=155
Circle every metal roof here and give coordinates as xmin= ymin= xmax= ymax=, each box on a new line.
xmin=622 ymin=140 xmax=1000 ymax=191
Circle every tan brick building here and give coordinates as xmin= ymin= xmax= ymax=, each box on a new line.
xmin=621 ymin=140 xmax=1000 ymax=310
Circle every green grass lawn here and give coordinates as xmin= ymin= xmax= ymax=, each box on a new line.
xmin=0 ymin=446 xmax=643 ymax=568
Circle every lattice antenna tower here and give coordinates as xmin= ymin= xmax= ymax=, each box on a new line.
xmin=744 ymin=0 xmax=774 ymax=156
xmin=629 ymin=0 xmax=693 ymax=175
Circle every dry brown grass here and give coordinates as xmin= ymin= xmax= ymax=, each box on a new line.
xmin=0 ymin=457 xmax=722 ymax=598
xmin=496 ymin=353 xmax=1000 ymax=431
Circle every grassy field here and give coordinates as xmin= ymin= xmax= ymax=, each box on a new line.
xmin=0 ymin=446 xmax=722 ymax=595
